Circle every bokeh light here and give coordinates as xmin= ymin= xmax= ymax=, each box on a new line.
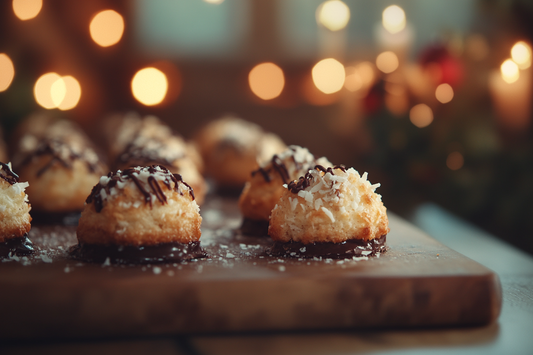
xmin=203 ymin=0 xmax=224 ymax=3
xmin=249 ymin=62 xmax=285 ymax=100
xmin=382 ymin=5 xmax=406 ymax=34
xmin=435 ymin=83 xmax=454 ymax=104
xmin=511 ymin=41 xmax=532 ymax=70
xmin=316 ymin=0 xmax=350 ymax=32
xmin=409 ymin=103 xmax=433 ymax=128
xmin=131 ymin=67 xmax=168 ymax=106
xmin=312 ymin=58 xmax=345 ymax=94
xmin=501 ymin=59 xmax=519 ymax=84
xmin=34 ymin=72 xmax=62 ymax=109
xmin=385 ymin=91 xmax=409 ymax=116
xmin=0 ymin=54 xmax=15 ymax=92
xmin=57 ymin=76 xmax=82 ymax=110
xmin=344 ymin=61 xmax=375 ymax=94
xmin=12 ymin=0 xmax=42 ymax=21
xmin=34 ymin=73 xmax=82 ymax=110
xmin=89 ymin=10 xmax=125 ymax=47
xmin=376 ymin=51 xmax=399 ymax=73
xmin=446 ymin=151 xmax=464 ymax=170
xmin=50 ymin=77 xmax=67 ymax=107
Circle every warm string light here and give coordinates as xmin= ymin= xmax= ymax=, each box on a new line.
xmin=34 ymin=73 xmax=81 ymax=110
xmin=409 ymin=104 xmax=433 ymax=128
xmin=376 ymin=51 xmax=399 ymax=73
xmin=344 ymin=61 xmax=375 ymax=94
xmin=435 ymin=83 xmax=454 ymax=104
xmin=382 ymin=5 xmax=406 ymax=34
xmin=316 ymin=0 xmax=350 ymax=32
xmin=248 ymin=62 xmax=285 ymax=100
xmin=12 ymin=0 xmax=42 ymax=21
xmin=131 ymin=67 xmax=168 ymax=106
xmin=501 ymin=59 xmax=519 ymax=84
xmin=89 ymin=10 xmax=125 ymax=47
xmin=511 ymin=41 xmax=532 ymax=70
xmin=312 ymin=58 xmax=345 ymax=94
xmin=0 ymin=54 xmax=15 ymax=92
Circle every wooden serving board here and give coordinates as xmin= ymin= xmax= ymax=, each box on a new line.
xmin=0 ymin=196 xmax=501 ymax=340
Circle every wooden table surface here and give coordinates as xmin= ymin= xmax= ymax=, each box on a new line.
xmin=2 ymin=202 xmax=532 ymax=355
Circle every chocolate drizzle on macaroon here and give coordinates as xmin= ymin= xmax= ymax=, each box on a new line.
xmin=287 ymin=165 xmax=346 ymax=194
xmin=252 ymin=146 xmax=309 ymax=184
xmin=0 ymin=162 xmax=20 ymax=185
xmin=0 ymin=234 xmax=34 ymax=257
xmin=0 ymin=162 xmax=34 ymax=257
xmin=86 ymin=165 xmax=195 ymax=213
xmin=18 ymin=138 xmax=101 ymax=177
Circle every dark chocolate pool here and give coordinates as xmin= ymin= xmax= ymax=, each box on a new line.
xmin=69 ymin=241 xmax=207 ymax=264
xmin=0 ymin=234 xmax=35 ymax=258
xmin=268 ymin=234 xmax=387 ymax=259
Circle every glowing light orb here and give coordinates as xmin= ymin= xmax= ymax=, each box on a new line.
xmin=34 ymin=73 xmax=62 ymax=109
xmin=376 ymin=51 xmax=399 ymax=73
xmin=249 ymin=62 xmax=285 ymax=100
xmin=90 ymin=10 xmax=125 ymax=47
xmin=435 ymin=83 xmax=454 ymax=104
xmin=501 ymin=59 xmax=519 ymax=84
xmin=511 ymin=41 xmax=532 ymax=70
xmin=382 ymin=5 xmax=406 ymax=34
xmin=131 ymin=67 xmax=168 ymax=106
xmin=0 ymin=54 xmax=15 ymax=92
xmin=12 ymin=0 xmax=42 ymax=20
xmin=34 ymin=73 xmax=82 ymax=110
xmin=312 ymin=58 xmax=345 ymax=94
xmin=316 ymin=0 xmax=350 ymax=32
xmin=409 ymin=103 xmax=433 ymax=128
xmin=57 ymin=76 xmax=82 ymax=110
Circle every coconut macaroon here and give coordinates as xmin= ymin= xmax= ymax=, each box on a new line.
xmin=0 ymin=162 xmax=34 ymax=257
xmin=13 ymin=120 xmax=107 ymax=220
xmin=268 ymin=166 xmax=389 ymax=259
xmin=112 ymin=115 xmax=207 ymax=205
xmin=238 ymin=145 xmax=331 ymax=235
xmin=71 ymin=165 xmax=205 ymax=264
xmin=194 ymin=115 xmax=286 ymax=190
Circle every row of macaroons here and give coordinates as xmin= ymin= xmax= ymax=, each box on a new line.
xmin=0 ymin=159 xmax=389 ymax=262
xmin=0 ymin=111 xmax=290 ymax=215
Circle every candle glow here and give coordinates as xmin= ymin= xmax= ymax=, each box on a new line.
xmin=316 ymin=0 xmax=350 ymax=32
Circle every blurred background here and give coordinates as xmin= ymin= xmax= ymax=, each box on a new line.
xmin=0 ymin=0 xmax=532 ymax=254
